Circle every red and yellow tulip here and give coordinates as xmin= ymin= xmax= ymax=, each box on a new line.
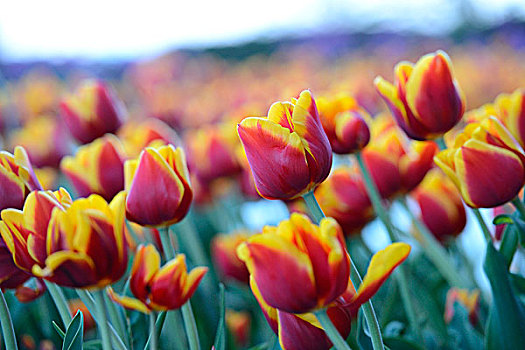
xmin=60 ymin=80 xmax=125 ymax=144
xmin=375 ymin=50 xmax=465 ymax=140
xmin=0 ymin=146 xmax=42 ymax=211
xmin=32 ymin=192 xmax=128 ymax=289
xmin=108 ymin=244 xmax=207 ymax=313
xmin=412 ymin=169 xmax=466 ymax=242
xmin=237 ymin=213 xmax=349 ymax=313
xmin=125 ymin=144 xmax=193 ymax=227
xmin=249 ymin=242 xmax=411 ymax=350
xmin=61 ymin=134 xmax=125 ymax=201
xmin=226 ymin=310 xmax=251 ymax=347
xmin=434 ymin=116 xmax=525 ymax=208
xmin=237 ymin=90 xmax=332 ymax=200
xmin=0 ymin=189 xmax=72 ymax=273
xmin=315 ymin=168 xmax=374 ymax=236
xmin=444 ymin=288 xmax=480 ymax=325
xmin=211 ymin=232 xmax=250 ymax=284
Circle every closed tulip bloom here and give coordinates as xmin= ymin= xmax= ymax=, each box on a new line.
xmin=32 ymin=192 xmax=128 ymax=289
xmin=0 ymin=188 xmax=72 ymax=273
xmin=375 ymin=50 xmax=465 ymax=140
xmin=226 ymin=310 xmax=251 ymax=347
xmin=249 ymin=243 xmax=411 ymax=350
xmin=125 ymin=144 xmax=193 ymax=227
xmin=315 ymin=168 xmax=374 ymax=236
xmin=60 ymin=80 xmax=125 ymax=144
xmin=237 ymin=213 xmax=349 ymax=313
xmin=186 ymin=122 xmax=242 ymax=183
xmin=317 ymin=93 xmax=370 ymax=154
xmin=237 ymin=90 xmax=332 ymax=200
xmin=61 ymin=134 xmax=125 ymax=201
xmin=444 ymin=288 xmax=480 ymax=325
xmin=412 ymin=169 xmax=466 ymax=242
xmin=0 ymin=146 xmax=42 ymax=211
xmin=434 ymin=117 xmax=525 ymax=208
xmin=118 ymin=118 xmax=181 ymax=158
xmin=108 ymin=244 xmax=207 ymax=313
xmin=211 ymin=232 xmax=250 ymax=283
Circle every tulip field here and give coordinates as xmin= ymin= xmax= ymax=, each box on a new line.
xmin=1 ymin=32 xmax=525 ymax=350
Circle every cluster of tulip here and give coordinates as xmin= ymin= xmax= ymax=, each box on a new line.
xmin=0 ymin=41 xmax=524 ymax=350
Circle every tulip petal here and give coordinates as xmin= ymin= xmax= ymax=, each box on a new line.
xmin=107 ymin=287 xmax=150 ymax=314
xmin=278 ymin=311 xmax=332 ymax=350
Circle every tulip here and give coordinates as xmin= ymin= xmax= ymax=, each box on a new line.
xmin=434 ymin=116 xmax=525 ymax=208
xmin=125 ymin=144 xmax=193 ymax=227
xmin=249 ymin=242 xmax=411 ymax=350
xmin=61 ymin=134 xmax=125 ymax=201
xmin=32 ymin=192 xmax=128 ymax=289
xmin=0 ymin=235 xmax=31 ymax=290
xmin=412 ymin=169 xmax=466 ymax=242
xmin=317 ymin=93 xmax=370 ymax=154
xmin=186 ymin=122 xmax=242 ymax=183
xmin=444 ymin=288 xmax=480 ymax=325
xmin=237 ymin=213 xmax=350 ymax=313
xmin=60 ymin=80 xmax=125 ymax=144
xmin=9 ymin=116 xmax=72 ymax=168
xmin=315 ymin=168 xmax=374 ymax=236
xmin=68 ymin=299 xmax=96 ymax=330
xmin=211 ymin=232 xmax=250 ymax=283
xmin=107 ymin=244 xmax=207 ymax=313
xmin=117 ymin=118 xmax=181 ymax=158
xmin=374 ymin=50 xmax=465 ymax=140
xmin=237 ymin=90 xmax=332 ymax=200
xmin=225 ymin=310 xmax=251 ymax=347
xmin=0 ymin=146 xmax=42 ymax=211
xmin=0 ymin=188 xmax=72 ymax=273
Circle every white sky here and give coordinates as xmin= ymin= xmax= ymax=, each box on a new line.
xmin=0 ymin=0 xmax=524 ymax=61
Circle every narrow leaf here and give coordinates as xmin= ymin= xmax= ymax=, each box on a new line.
xmin=213 ymin=283 xmax=226 ymax=350
xmin=62 ymin=310 xmax=84 ymax=350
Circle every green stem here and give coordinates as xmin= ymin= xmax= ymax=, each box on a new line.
xmin=159 ymin=225 xmax=201 ymax=350
xmin=0 ymin=291 xmax=17 ymax=350
xmin=314 ymin=309 xmax=351 ymax=350
xmin=92 ymin=290 xmax=112 ymax=350
xmin=75 ymin=290 xmax=127 ymax=350
xmin=355 ymin=153 xmax=421 ymax=345
xmin=302 ymin=191 xmax=384 ymax=350
xmin=472 ymin=208 xmax=492 ymax=242
xmin=45 ymin=281 xmax=72 ymax=326
xmin=148 ymin=312 xmax=158 ymax=350
xmin=175 ymin=218 xmax=211 ymax=270
xmin=399 ymin=198 xmax=468 ymax=288
xmin=511 ymin=197 xmax=525 ymax=219
xmin=144 ymin=311 xmax=167 ymax=350
xmin=104 ymin=289 xmax=129 ymax=348
xmin=436 ymin=137 xmax=447 ymax=151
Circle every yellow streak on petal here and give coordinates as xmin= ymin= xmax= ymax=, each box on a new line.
xmin=107 ymin=287 xmax=150 ymax=314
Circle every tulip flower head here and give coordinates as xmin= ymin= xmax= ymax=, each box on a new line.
xmin=237 ymin=213 xmax=350 ymax=313
xmin=211 ymin=232 xmax=250 ymax=283
xmin=412 ymin=169 xmax=466 ymax=242
xmin=108 ymin=244 xmax=207 ymax=313
xmin=248 ymin=242 xmax=411 ymax=350
xmin=375 ymin=50 xmax=465 ymax=140
xmin=125 ymin=144 xmax=193 ymax=227
xmin=435 ymin=116 xmax=525 ymax=208
xmin=237 ymin=90 xmax=332 ymax=200
xmin=0 ymin=146 xmax=42 ymax=212
xmin=61 ymin=134 xmax=125 ymax=201
xmin=444 ymin=288 xmax=480 ymax=325
xmin=118 ymin=118 xmax=181 ymax=158
xmin=60 ymin=80 xmax=125 ymax=144
xmin=32 ymin=192 xmax=128 ymax=289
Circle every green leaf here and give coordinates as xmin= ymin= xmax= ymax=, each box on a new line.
xmin=499 ymin=226 xmax=518 ymax=268
xmin=62 ymin=310 xmax=84 ymax=350
xmin=83 ymin=339 xmax=101 ymax=350
xmin=213 ymin=283 xmax=226 ymax=350
xmin=493 ymin=214 xmax=514 ymax=226
xmin=52 ymin=321 xmax=66 ymax=339
xmin=483 ymin=243 xmax=525 ymax=350
xmin=383 ymin=336 xmax=424 ymax=350
xmin=447 ymin=302 xmax=483 ymax=350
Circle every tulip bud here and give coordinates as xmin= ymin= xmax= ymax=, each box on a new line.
xmin=334 ymin=112 xmax=370 ymax=153
xmin=226 ymin=310 xmax=251 ymax=347
xmin=125 ymin=144 xmax=193 ymax=227
xmin=118 ymin=118 xmax=181 ymax=158
xmin=108 ymin=244 xmax=207 ymax=313
xmin=0 ymin=146 xmax=42 ymax=211
xmin=61 ymin=134 xmax=125 ymax=201
xmin=237 ymin=90 xmax=332 ymax=200
xmin=444 ymin=288 xmax=480 ymax=325
xmin=60 ymin=80 xmax=125 ymax=144
xmin=375 ymin=50 xmax=465 ymax=140
xmin=435 ymin=117 xmax=525 ymax=208
xmin=315 ymin=168 xmax=374 ymax=236
xmin=412 ymin=169 xmax=466 ymax=242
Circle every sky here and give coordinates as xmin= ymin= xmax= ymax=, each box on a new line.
xmin=0 ymin=0 xmax=524 ymax=61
